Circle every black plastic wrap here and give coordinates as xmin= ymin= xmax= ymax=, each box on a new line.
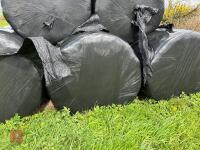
xmin=131 ymin=5 xmax=159 ymax=84
xmin=95 ymin=0 xmax=164 ymax=43
xmin=0 ymin=31 xmax=43 ymax=122
xmin=143 ymin=29 xmax=200 ymax=99
xmin=1 ymin=0 xmax=91 ymax=44
xmin=24 ymin=32 xmax=141 ymax=112
xmin=0 ymin=29 xmax=23 ymax=55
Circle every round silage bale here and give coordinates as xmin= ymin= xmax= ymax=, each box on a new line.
xmin=95 ymin=0 xmax=165 ymax=43
xmin=1 ymin=0 xmax=91 ymax=44
xmin=0 ymin=56 xmax=43 ymax=122
xmin=0 ymin=30 xmax=43 ymax=122
xmin=27 ymin=32 xmax=142 ymax=113
xmin=143 ymin=29 xmax=200 ymax=99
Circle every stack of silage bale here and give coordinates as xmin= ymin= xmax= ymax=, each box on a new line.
xmin=0 ymin=0 xmax=200 ymax=122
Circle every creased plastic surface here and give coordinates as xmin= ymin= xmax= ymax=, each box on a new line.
xmin=0 ymin=31 xmax=43 ymax=122
xmin=22 ymin=37 xmax=70 ymax=86
xmin=95 ymin=0 xmax=164 ymax=43
xmin=25 ymin=32 xmax=141 ymax=112
xmin=2 ymin=0 xmax=91 ymax=44
xmin=143 ymin=29 xmax=200 ymax=99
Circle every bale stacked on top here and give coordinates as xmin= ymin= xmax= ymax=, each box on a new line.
xmin=95 ymin=0 xmax=165 ymax=43
xmin=2 ymin=0 xmax=91 ymax=44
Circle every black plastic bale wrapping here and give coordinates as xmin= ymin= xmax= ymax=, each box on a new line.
xmin=143 ymin=29 xmax=200 ymax=100
xmin=0 ymin=30 xmax=44 ymax=122
xmin=1 ymin=0 xmax=91 ymax=44
xmin=95 ymin=0 xmax=165 ymax=43
xmin=25 ymin=15 xmax=142 ymax=112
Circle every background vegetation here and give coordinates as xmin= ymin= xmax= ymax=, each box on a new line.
xmin=0 ymin=0 xmax=200 ymax=149
xmin=163 ymin=0 xmax=200 ymax=31
xmin=163 ymin=0 xmax=194 ymax=22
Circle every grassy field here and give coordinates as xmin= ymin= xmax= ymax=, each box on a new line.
xmin=0 ymin=5 xmax=200 ymax=150
xmin=0 ymin=93 xmax=200 ymax=150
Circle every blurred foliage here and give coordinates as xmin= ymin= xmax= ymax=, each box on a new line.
xmin=162 ymin=0 xmax=200 ymax=32
xmin=163 ymin=0 xmax=194 ymax=23
xmin=0 ymin=16 xmax=8 ymax=27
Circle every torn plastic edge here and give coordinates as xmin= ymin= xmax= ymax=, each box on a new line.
xmin=131 ymin=5 xmax=159 ymax=85
xmin=18 ymin=37 xmax=71 ymax=85
xmin=17 ymin=38 xmax=43 ymax=74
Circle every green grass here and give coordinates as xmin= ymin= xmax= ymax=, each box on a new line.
xmin=0 ymin=93 xmax=200 ymax=150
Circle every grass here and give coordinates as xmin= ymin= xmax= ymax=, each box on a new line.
xmin=0 ymin=93 xmax=200 ymax=150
